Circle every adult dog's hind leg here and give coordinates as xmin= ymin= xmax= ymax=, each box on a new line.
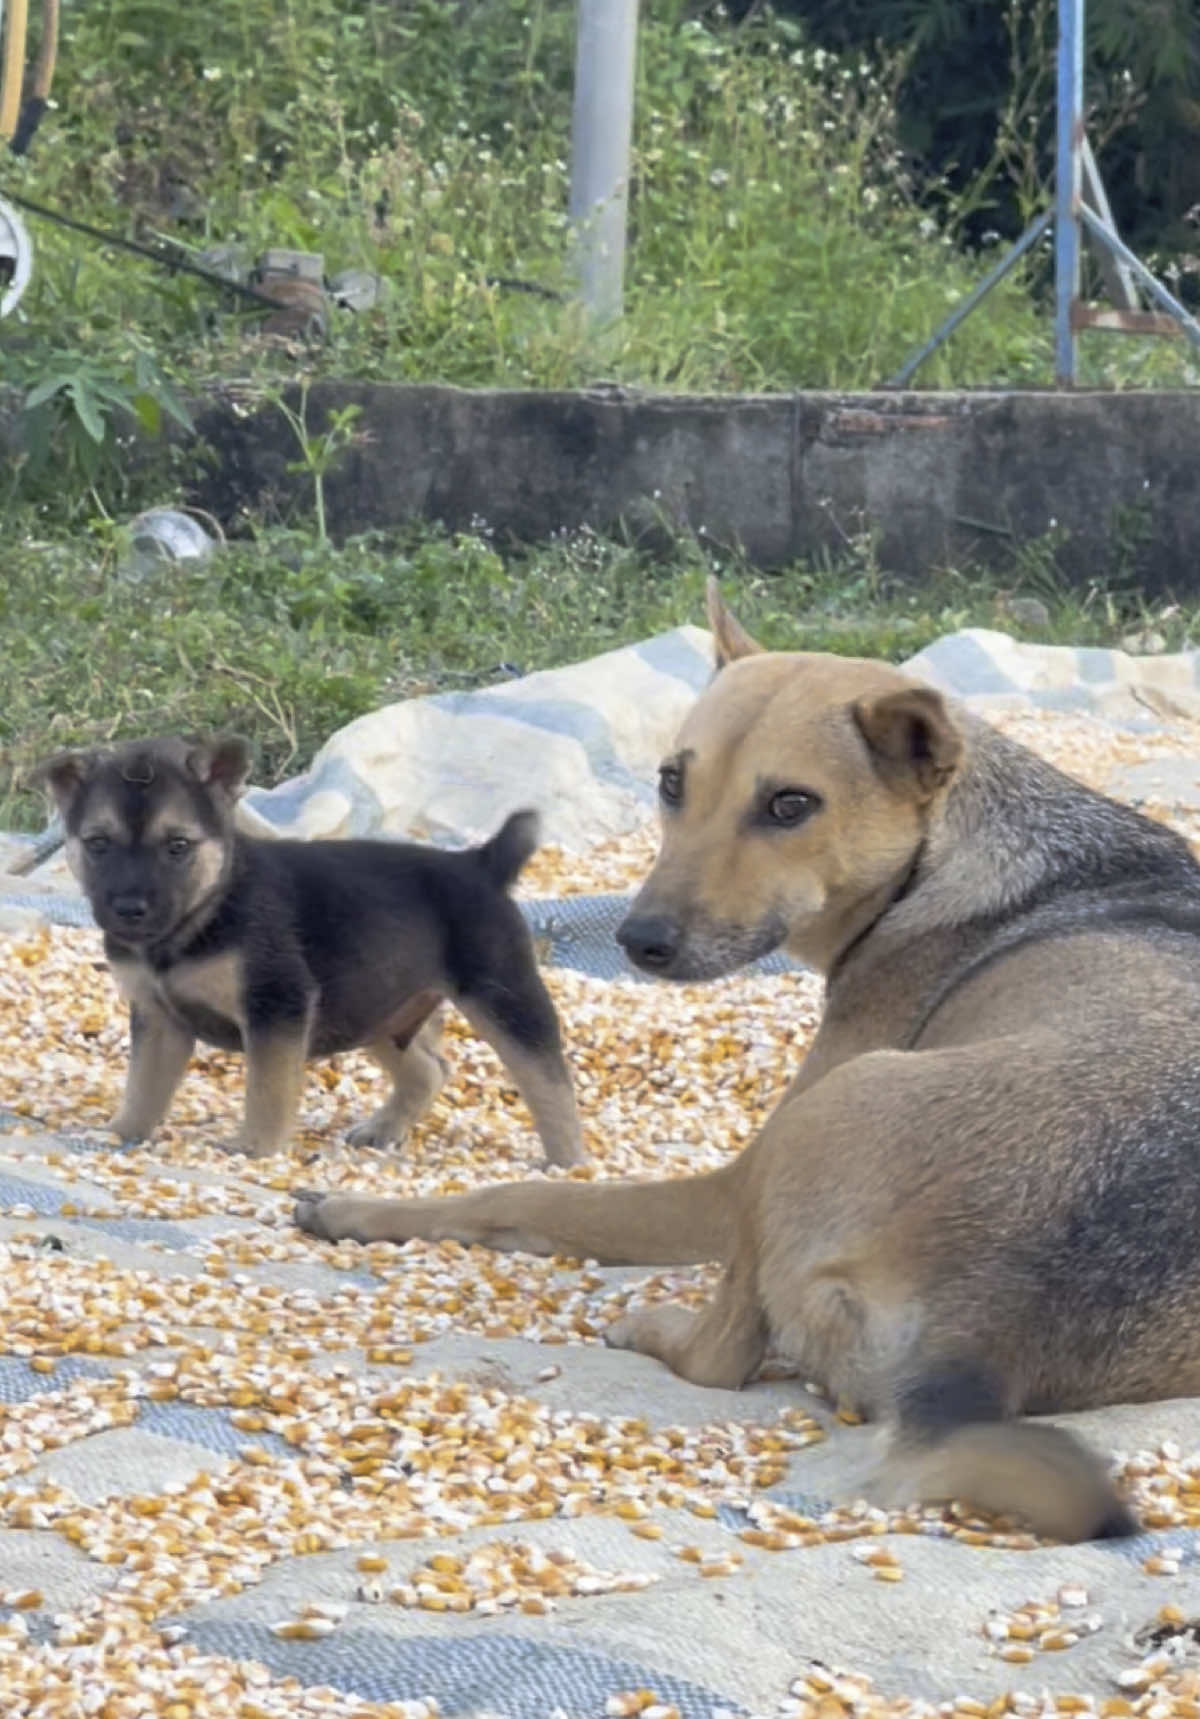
xmin=605 ymin=1236 xmax=768 ymax=1389
xmin=874 ymin=1358 xmax=1136 ymax=1542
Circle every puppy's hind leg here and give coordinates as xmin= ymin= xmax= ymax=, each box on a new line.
xmin=348 ymin=1013 xmax=448 ymax=1149
xmin=456 ymin=966 xmax=584 ymax=1169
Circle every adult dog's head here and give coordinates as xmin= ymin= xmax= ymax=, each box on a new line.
xmin=33 ymin=735 xmax=250 ymax=948
xmin=617 ymin=582 xmax=965 ymax=980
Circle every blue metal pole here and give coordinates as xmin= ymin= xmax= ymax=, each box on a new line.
xmin=1054 ymin=0 xmax=1084 ymax=384
xmin=884 ymin=210 xmax=1052 ymax=389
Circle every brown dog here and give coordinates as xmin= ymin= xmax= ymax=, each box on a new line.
xmin=295 ymin=581 xmax=1200 ymax=1539
xmin=35 ymin=735 xmax=582 ymax=1164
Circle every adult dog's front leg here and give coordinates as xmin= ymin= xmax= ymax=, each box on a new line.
xmin=294 ymin=1158 xmax=744 ymax=1266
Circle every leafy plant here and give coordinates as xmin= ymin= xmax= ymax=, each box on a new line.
xmin=760 ymin=0 xmax=1200 ymax=298
xmin=5 ymin=0 xmax=1194 ymax=421
xmin=266 ymin=379 xmax=364 ymax=543
xmin=10 ymin=344 xmax=193 ymax=516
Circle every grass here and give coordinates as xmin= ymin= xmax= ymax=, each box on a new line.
xmin=1 ymin=509 xmax=1192 ymax=834
xmin=4 ymin=0 xmax=1197 ymax=442
xmin=1 ymin=3 xmax=1197 ymax=837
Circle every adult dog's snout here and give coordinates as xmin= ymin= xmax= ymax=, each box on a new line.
xmin=616 ymin=912 xmax=682 ymax=973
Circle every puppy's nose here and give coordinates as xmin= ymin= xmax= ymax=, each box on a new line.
xmin=111 ymin=894 xmax=150 ymax=924
xmin=617 ymin=913 xmax=681 ymax=971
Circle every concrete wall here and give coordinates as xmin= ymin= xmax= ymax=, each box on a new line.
xmin=191 ymin=385 xmax=1200 ymax=590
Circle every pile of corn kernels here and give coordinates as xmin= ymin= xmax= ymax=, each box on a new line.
xmin=2 ymin=706 xmax=1200 ymax=1719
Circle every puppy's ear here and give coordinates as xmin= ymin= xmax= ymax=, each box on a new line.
xmin=29 ymin=749 xmax=98 ymax=817
xmin=705 ymin=576 xmax=763 ymax=672
xmin=853 ymin=686 xmax=962 ymax=799
xmin=186 ymin=735 xmax=253 ymax=798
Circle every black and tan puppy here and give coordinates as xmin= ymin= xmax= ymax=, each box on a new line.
xmin=294 ymin=580 xmax=1200 ymax=1542
xmin=34 ymin=736 xmax=582 ymax=1165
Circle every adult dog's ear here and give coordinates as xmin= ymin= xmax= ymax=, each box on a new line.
xmin=853 ymin=686 xmax=963 ymax=800
xmin=29 ymin=749 xmax=99 ymax=817
xmin=705 ymin=576 xmax=764 ymax=672
xmin=186 ymin=735 xmax=253 ymax=798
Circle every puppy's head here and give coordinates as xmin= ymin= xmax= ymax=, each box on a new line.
xmin=33 ymin=735 xmax=251 ymax=946
xmin=616 ymin=582 xmax=963 ymax=980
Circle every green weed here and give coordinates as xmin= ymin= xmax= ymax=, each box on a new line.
xmin=2 ymin=510 xmax=1193 ymax=832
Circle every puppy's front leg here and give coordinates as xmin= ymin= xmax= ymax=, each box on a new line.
xmin=236 ymin=986 xmax=315 ymax=1158
xmin=111 ymin=1002 xmax=195 ymax=1141
xmin=236 ymin=1028 xmax=311 ymax=1157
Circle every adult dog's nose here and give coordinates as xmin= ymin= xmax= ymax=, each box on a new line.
xmin=616 ymin=913 xmax=681 ymax=972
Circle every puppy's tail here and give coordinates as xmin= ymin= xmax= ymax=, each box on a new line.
xmin=473 ymin=809 xmax=541 ymax=892
xmin=877 ymin=1361 xmax=1137 ymax=1543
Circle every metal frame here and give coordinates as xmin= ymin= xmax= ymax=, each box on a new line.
xmin=887 ymin=0 xmax=1200 ymax=388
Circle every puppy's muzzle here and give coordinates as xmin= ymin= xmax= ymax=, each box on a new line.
xmin=616 ymin=912 xmax=681 ymax=973
xmin=108 ymin=892 xmax=153 ymax=930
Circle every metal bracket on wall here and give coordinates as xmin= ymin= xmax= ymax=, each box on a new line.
xmin=884 ymin=0 xmax=1200 ymax=389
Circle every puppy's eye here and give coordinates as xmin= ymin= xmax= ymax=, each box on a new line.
xmin=658 ymin=764 xmax=683 ymax=807
xmin=767 ymin=790 xmax=818 ymax=827
xmin=165 ymin=836 xmax=193 ymax=859
xmin=83 ymin=834 xmax=110 ymax=857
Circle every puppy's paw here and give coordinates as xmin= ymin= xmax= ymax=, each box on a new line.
xmin=346 ymin=1111 xmax=406 ymax=1151
xmin=536 ymin=1129 xmax=587 ymax=1171
xmin=538 ymin=1143 xmax=587 ymax=1171
xmin=221 ymin=1132 xmax=284 ymax=1160
xmin=108 ymin=1111 xmax=153 ymax=1143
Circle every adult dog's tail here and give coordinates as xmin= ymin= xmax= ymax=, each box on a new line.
xmin=879 ymin=1361 xmax=1137 ymax=1543
xmin=472 ymin=809 xmax=541 ymax=892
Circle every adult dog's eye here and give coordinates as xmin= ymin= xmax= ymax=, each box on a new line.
xmin=658 ymin=765 xmax=683 ymax=807
xmin=83 ymin=834 xmax=110 ymax=857
xmin=767 ymin=790 xmax=818 ymax=827
xmin=165 ymin=836 xmax=193 ymax=859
